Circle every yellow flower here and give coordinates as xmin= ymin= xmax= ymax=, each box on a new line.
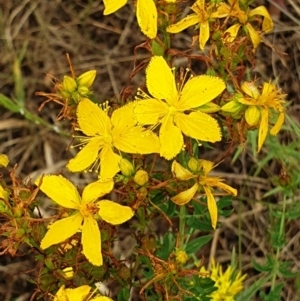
xmin=36 ymin=175 xmax=134 ymax=266
xmin=217 ymin=0 xmax=273 ymax=49
xmin=103 ymin=0 xmax=157 ymax=39
xmin=167 ymin=0 xmax=218 ymax=50
xmin=67 ymin=98 xmax=160 ymax=179
xmin=238 ymin=81 xmax=286 ymax=152
xmin=54 ymin=285 xmax=113 ymax=301
xmin=0 ymin=154 xmax=9 ymax=167
xmin=171 ymin=159 xmax=237 ymax=229
xmin=133 ymin=56 xmax=225 ymax=160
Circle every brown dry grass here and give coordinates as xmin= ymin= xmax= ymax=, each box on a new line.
xmin=0 ymin=0 xmax=300 ymax=300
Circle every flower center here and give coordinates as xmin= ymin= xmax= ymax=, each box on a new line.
xmin=103 ymin=134 xmax=113 ymax=144
xmin=79 ymin=203 xmax=97 ymax=217
xmin=168 ymin=105 xmax=177 ymax=116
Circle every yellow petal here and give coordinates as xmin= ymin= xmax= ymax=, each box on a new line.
xmin=206 ymin=177 xmax=237 ymax=195
xmin=171 ymin=161 xmax=195 ymax=180
xmin=82 ymin=179 xmax=114 ymax=204
xmin=136 ymin=0 xmax=157 ymax=39
xmin=241 ymin=81 xmax=260 ymax=99
xmin=0 ymin=185 xmax=8 ymax=201
xmin=67 ymin=138 xmax=104 ymax=172
xmin=217 ymin=3 xmax=230 ymax=18
xmin=223 ymin=24 xmax=241 ymax=43
xmin=82 ymin=215 xmax=102 ymax=266
xmin=103 ymin=0 xmax=127 ymax=15
xmin=113 ymin=126 xmax=160 ymax=154
xmin=35 ymin=175 xmax=80 ymax=209
xmin=98 ymin=200 xmax=134 ymax=225
xmin=203 ymin=186 xmax=217 ymax=229
xmin=92 ymin=297 xmax=114 ymax=301
xmin=174 ymin=111 xmax=221 ymax=142
xmin=178 ymin=75 xmax=225 ymax=111
xmin=0 ymin=154 xmax=9 ymax=167
xmin=99 ymin=145 xmax=121 ymax=180
xmin=65 ymin=286 xmax=91 ymax=301
xmin=245 ymin=106 xmax=261 ymax=126
xmin=261 ymin=82 xmax=275 ymax=96
xmin=41 ymin=213 xmax=82 ymax=249
xmin=257 ymin=108 xmax=269 ymax=152
xmin=270 ymin=112 xmax=284 ymax=135
xmin=199 ymin=20 xmax=210 ymax=50
xmin=111 ymin=102 xmax=136 ymax=130
xmin=146 ymin=56 xmax=178 ymax=106
xmin=171 ymin=183 xmax=199 ymax=205
xmin=133 ymin=98 xmax=168 ymax=125
xmin=167 ymin=14 xmax=199 ymax=33
xmin=159 ymin=116 xmax=183 ymax=159
xmin=246 ymin=24 xmax=261 ymax=49
xmin=54 ymin=285 xmax=67 ymax=301
xmin=249 ymin=6 xmax=273 ymax=33
xmin=77 ymin=98 xmax=112 ymax=137
xmin=198 ymin=159 xmax=214 ymax=174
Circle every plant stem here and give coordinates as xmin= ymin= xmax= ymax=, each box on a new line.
xmin=179 ymin=205 xmax=186 ymax=247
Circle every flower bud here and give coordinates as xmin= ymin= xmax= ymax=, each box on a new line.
xmin=188 ymin=157 xmax=200 ymax=172
xmin=61 ymin=75 xmax=77 ymax=93
xmin=77 ymin=86 xmax=90 ymax=97
xmin=175 ymin=249 xmax=188 ymax=265
xmin=117 ymin=264 xmax=131 ymax=280
xmin=62 ymin=267 xmax=74 ymax=279
xmin=119 ymin=158 xmax=135 ymax=177
xmin=134 ymin=170 xmax=149 ymax=186
xmin=245 ymin=106 xmax=260 ymax=126
xmin=222 ymin=100 xmax=243 ymax=115
xmin=77 ymin=70 xmax=96 ymax=88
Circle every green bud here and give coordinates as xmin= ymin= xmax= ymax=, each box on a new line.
xmin=61 ymin=76 xmax=77 ymax=93
xmin=119 ymin=158 xmax=135 ymax=177
xmin=245 ymin=106 xmax=260 ymax=126
xmin=77 ymin=86 xmax=90 ymax=96
xmin=222 ymin=100 xmax=244 ymax=115
xmin=198 ymin=102 xmax=221 ymax=113
xmin=188 ymin=157 xmax=200 ymax=172
xmin=77 ymin=70 xmax=96 ymax=88
xmin=134 ymin=170 xmax=149 ymax=186
xmin=117 ymin=264 xmax=131 ymax=280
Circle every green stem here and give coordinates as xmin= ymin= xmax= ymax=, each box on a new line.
xmin=179 ymin=205 xmax=186 ymax=247
xmin=271 ymin=193 xmax=287 ymax=289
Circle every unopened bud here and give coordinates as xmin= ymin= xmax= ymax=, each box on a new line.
xmin=119 ymin=158 xmax=135 ymax=177
xmin=134 ymin=170 xmax=149 ymax=186
xmin=245 ymin=106 xmax=260 ymax=127
xmin=61 ymin=75 xmax=77 ymax=92
xmin=222 ymin=100 xmax=243 ymax=115
xmin=188 ymin=157 xmax=200 ymax=172
xmin=0 ymin=154 xmax=9 ymax=167
xmin=77 ymin=86 xmax=90 ymax=96
xmin=77 ymin=70 xmax=96 ymax=88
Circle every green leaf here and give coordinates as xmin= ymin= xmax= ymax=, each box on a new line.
xmin=185 ymin=235 xmax=212 ymax=254
xmin=117 ymin=287 xmax=131 ymax=301
xmin=252 ymin=256 xmax=273 ymax=273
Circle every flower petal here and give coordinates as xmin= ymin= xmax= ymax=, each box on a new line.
xmin=99 ymin=145 xmax=121 ymax=180
xmin=160 ymin=116 xmax=183 ymax=159
xmin=103 ymin=0 xmax=127 ymax=15
xmin=249 ymin=6 xmax=273 ymax=33
xmin=133 ymin=98 xmax=168 ymax=125
xmin=67 ymin=138 xmax=104 ymax=172
xmin=35 ymin=175 xmax=80 ymax=209
xmin=175 ymin=112 xmax=221 ymax=142
xmin=203 ymin=186 xmax=217 ymax=229
xmin=41 ymin=213 xmax=82 ymax=249
xmin=111 ymin=102 xmax=136 ymax=130
xmin=146 ymin=56 xmax=178 ymax=106
xmin=206 ymin=177 xmax=237 ymax=195
xmin=167 ymin=14 xmax=199 ymax=33
xmin=92 ymin=297 xmax=114 ymax=301
xmin=171 ymin=160 xmax=195 ymax=180
xmin=270 ymin=112 xmax=284 ymax=135
xmin=113 ymin=126 xmax=160 ymax=154
xmin=0 ymin=154 xmax=9 ymax=167
xmin=178 ymin=75 xmax=225 ymax=111
xmin=241 ymin=82 xmax=260 ymax=99
xmin=246 ymin=24 xmax=261 ymax=49
xmin=82 ymin=179 xmax=114 ymax=204
xmin=217 ymin=3 xmax=230 ymax=17
xmin=82 ymin=215 xmax=102 ymax=266
xmin=198 ymin=159 xmax=214 ymax=174
xmin=136 ymin=0 xmax=157 ymax=39
xmin=223 ymin=24 xmax=241 ymax=43
xmin=171 ymin=182 xmax=198 ymax=205
xmin=257 ymin=107 xmax=269 ymax=152
xmin=199 ymin=20 xmax=210 ymax=50
xmin=77 ymin=98 xmax=112 ymax=137
xmin=66 ymin=286 xmax=91 ymax=301
xmin=98 ymin=200 xmax=134 ymax=225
